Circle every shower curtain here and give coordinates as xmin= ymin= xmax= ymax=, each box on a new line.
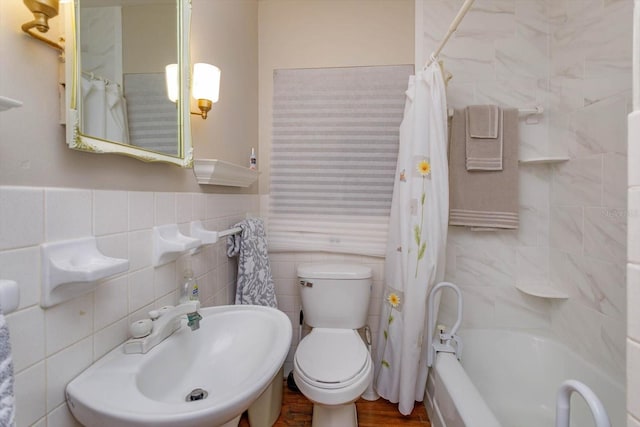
xmin=374 ymin=61 xmax=449 ymax=415
xmin=81 ymin=75 xmax=130 ymax=144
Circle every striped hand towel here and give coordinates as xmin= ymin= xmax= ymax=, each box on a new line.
xmin=449 ymin=108 xmax=519 ymax=229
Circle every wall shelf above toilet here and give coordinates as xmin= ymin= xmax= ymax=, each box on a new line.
xmin=193 ymin=159 xmax=259 ymax=187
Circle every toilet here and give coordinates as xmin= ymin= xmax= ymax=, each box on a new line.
xmin=293 ymin=263 xmax=373 ymax=427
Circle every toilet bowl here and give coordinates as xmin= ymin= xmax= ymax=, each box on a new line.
xmin=293 ymin=263 xmax=373 ymax=427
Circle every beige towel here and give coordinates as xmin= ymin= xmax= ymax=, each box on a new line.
xmin=467 ymin=105 xmax=499 ymax=138
xmin=466 ymin=105 xmax=503 ymax=171
xmin=449 ymin=108 xmax=519 ymax=229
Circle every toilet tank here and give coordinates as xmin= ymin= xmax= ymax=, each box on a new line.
xmin=297 ymin=263 xmax=372 ymax=329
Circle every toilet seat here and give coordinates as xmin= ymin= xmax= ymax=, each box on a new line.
xmin=294 ymin=328 xmax=369 ymax=390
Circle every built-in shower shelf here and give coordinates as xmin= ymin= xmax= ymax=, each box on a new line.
xmin=519 ymin=157 xmax=569 ymax=165
xmin=516 ymin=282 xmax=569 ymax=299
xmin=0 ymin=96 xmax=23 ymax=112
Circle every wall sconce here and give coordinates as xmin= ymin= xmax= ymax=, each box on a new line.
xmin=22 ymin=0 xmax=65 ymax=52
xmin=165 ymin=63 xmax=221 ymax=120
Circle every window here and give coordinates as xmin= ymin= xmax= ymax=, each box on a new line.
xmin=269 ymin=65 xmax=412 ymax=257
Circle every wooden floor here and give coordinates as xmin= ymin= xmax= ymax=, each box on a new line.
xmin=239 ymin=380 xmax=431 ymax=426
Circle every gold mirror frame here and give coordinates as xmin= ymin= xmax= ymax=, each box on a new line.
xmin=64 ymin=0 xmax=193 ymax=167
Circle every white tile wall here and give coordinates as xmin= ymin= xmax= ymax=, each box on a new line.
xmin=0 ymin=186 xmax=257 ymax=426
xmin=45 ymin=189 xmax=92 ymax=242
xmin=0 ymin=187 xmax=44 ymax=251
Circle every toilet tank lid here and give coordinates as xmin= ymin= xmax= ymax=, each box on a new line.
xmin=297 ymin=263 xmax=372 ymax=279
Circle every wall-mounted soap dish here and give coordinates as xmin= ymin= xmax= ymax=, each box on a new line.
xmin=189 ymin=220 xmax=220 ymax=245
xmin=153 ymin=224 xmax=201 ymax=267
xmin=41 ymin=237 xmax=129 ymax=308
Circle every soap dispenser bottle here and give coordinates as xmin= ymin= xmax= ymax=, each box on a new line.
xmin=179 ymin=261 xmax=199 ymax=304
xmin=249 ymin=147 xmax=257 ymax=170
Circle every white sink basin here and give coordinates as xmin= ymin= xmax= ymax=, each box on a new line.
xmin=66 ymin=305 xmax=292 ymax=427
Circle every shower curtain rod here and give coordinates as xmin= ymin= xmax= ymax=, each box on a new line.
xmin=425 ymin=0 xmax=476 ymax=69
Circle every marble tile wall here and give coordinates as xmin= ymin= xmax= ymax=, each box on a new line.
xmin=421 ymin=0 xmax=631 ymax=384
xmin=548 ymin=0 xmax=631 ymax=383
xmin=626 ymin=2 xmax=640 ymax=425
xmin=422 ymin=0 xmax=554 ymax=335
xmin=0 ymin=186 xmax=257 ymax=426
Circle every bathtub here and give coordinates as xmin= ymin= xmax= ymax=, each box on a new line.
xmin=425 ymin=329 xmax=624 ymax=427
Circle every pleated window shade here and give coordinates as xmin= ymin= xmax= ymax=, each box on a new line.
xmin=269 ymin=65 xmax=413 ymax=257
xmin=124 ymin=73 xmax=179 ymax=155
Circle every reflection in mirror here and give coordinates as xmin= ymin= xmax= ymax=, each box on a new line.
xmin=65 ymin=0 xmax=192 ymax=167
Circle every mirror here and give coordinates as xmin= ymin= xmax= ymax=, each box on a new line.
xmin=65 ymin=0 xmax=192 ymax=167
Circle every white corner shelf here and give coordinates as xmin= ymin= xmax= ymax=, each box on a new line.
xmin=189 ymin=220 xmax=220 ymax=245
xmin=0 ymin=280 xmax=20 ymax=314
xmin=41 ymin=237 xmax=129 ymax=308
xmin=193 ymin=159 xmax=259 ymax=187
xmin=516 ymin=282 xmax=569 ymax=300
xmin=519 ymin=157 xmax=570 ymax=165
xmin=0 ymin=96 xmax=23 ymax=112
xmin=153 ymin=224 xmax=201 ymax=267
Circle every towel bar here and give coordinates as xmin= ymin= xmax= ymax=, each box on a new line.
xmin=218 ymin=227 xmax=242 ymax=238
xmin=447 ymin=105 xmax=544 ymax=117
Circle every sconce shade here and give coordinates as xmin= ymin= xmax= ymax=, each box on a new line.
xmin=165 ymin=63 xmax=178 ymax=103
xmin=164 ymin=62 xmax=220 ymax=119
xmin=193 ymin=63 xmax=221 ymax=103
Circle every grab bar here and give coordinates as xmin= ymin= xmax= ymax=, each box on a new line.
xmin=555 ymin=380 xmax=611 ymax=427
xmin=427 ymin=282 xmax=463 ymax=367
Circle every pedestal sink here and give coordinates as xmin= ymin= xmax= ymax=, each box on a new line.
xmin=66 ymin=305 xmax=292 ymax=427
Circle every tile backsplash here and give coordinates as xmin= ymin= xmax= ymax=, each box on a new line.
xmin=0 ymin=186 xmax=257 ymax=426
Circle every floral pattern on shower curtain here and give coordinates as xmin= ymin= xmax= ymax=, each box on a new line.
xmin=374 ymin=62 xmax=449 ymax=415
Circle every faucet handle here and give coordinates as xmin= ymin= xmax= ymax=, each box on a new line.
xmin=148 ymin=306 xmax=174 ymax=320
xmin=129 ymin=319 xmax=153 ymax=338
xmin=158 ymin=305 xmax=174 ymax=315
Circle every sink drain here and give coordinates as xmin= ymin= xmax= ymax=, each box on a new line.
xmin=186 ymin=388 xmax=208 ymax=402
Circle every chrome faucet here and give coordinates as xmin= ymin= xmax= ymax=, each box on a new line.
xmin=124 ymin=301 xmax=201 ymax=354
